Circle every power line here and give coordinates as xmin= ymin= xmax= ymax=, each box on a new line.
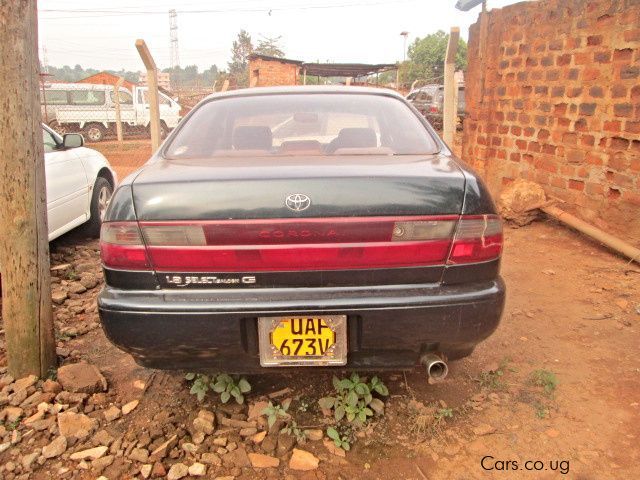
xmin=40 ymin=0 xmax=419 ymax=19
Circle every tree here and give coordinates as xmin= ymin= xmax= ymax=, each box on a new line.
xmin=228 ymin=30 xmax=253 ymax=88
xmin=405 ymin=30 xmax=467 ymax=87
xmin=254 ymin=35 xmax=285 ymax=58
xmin=0 ymin=0 xmax=56 ymax=378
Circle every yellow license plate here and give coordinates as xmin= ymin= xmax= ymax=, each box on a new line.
xmin=258 ymin=315 xmax=347 ymax=367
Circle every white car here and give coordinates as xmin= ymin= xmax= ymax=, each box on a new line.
xmin=43 ymin=124 xmax=117 ymax=240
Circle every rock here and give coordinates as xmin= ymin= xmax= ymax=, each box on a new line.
xmin=181 ymin=442 xmax=198 ymax=454
xmin=192 ymin=417 xmax=214 ymax=435
xmin=323 ymin=438 xmax=346 ymax=457
xmin=92 ymin=455 xmax=114 ymax=473
xmin=13 ymin=374 xmax=38 ymax=392
xmin=276 ymin=433 xmax=296 ymax=456
xmin=57 ymin=363 xmax=107 ymax=394
xmin=222 ymin=447 xmax=251 ymax=467
xmin=79 ymin=273 xmax=99 ymax=289
xmin=21 ymin=451 xmax=40 ymax=470
xmin=247 ymin=400 xmax=269 ymax=420
xmin=122 ymin=399 xmax=139 ymax=415
xmin=201 ymin=452 xmax=222 ymax=466
xmin=261 ymin=434 xmax=277 ymax=453
xmin=92 ymin=429 xmax=115 ymax=447
xmin=239 ymin=427 xmax=257 ymax=437
xmin=70 ymin=445 xmax=108 ymax=461
xmin=472 ymin=423 xmax=496 ymax=436
xmin=498 ymin=179 xmax=547 ymax=226
xmin=149 ymin=434 xmax=177 ymax=462
xmin=43 ymin=435 xmax=68 ymax=458
xmin=212 ymin=437 xmax=227 ymax=447
xmin=103 ymin=405 xmax=121 ymax=422
xmin=69 ymin=282 xmax=87 ymax=294
xmin=253 ymin=431 xmax=267 ymax=444
xmin=42 ymin=379 xmax=62 ymax=394
xmin=140 ymin=464 xmax=153 ymax=479
xmin=23 ymin=409 xmax=45 ymax=425
xmin=289 ymin=448 xmax=319 ymax=471
xmin=219 ymin=417 xmax=256 ymax=429
xmin=304 ymin=429 xmax=323 ymax=441
xmin=151 ymin=462 xmax=166 ymax=478
xmin=167 ymin=462 xmax=189 ymax=480
xmin=9 ymin=388 xmax=28 ymax=406
xmin=192 ymin=431 xmax=206 ymax=445
xmin=0 ymin=442 xmax=11 ymax=454
xmin=55 ymin=390 xmax=88 ymax=404
xmin=1 ymin=406 xmax=23 ymax=423
xmin=57 ymin=411 xmax=98 ymax=440
xmin=52 ymin=290 xmax=69 ymax=304
xmin=129 ymin=447 xmax=150 ymax=463
xmin=75 ymin=261 xmax=94 ymax=273
xmin=188 ymin=462 xmax=207 ymax=476
xmin=249 ymin=452 xmax=280 ymax=468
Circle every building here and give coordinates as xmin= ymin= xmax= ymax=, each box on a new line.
xmin=248 ymin=54 xmax=303 ymax=87
xmin=77 ymin=71 xmax=136 ymax=92
xmin=248 ymin=54 xmax=397 ymax=88
xmin=139 ymin=71 xmax=171 ymax=91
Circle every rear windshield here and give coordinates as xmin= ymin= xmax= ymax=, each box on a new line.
xmin=165 ymin=93 xmax=439 ymax=158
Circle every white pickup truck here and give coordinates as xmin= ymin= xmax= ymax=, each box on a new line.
xmin=42 ymin=83 xmax=182 ymax=142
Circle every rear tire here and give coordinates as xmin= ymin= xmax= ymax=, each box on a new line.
xmin=84 ymin=123 xmax=106 ymax=143
xmin=83 ymin=177 xmax=113 ymax=237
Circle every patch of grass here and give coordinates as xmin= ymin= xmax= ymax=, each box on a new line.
xmin=529 ymin=369 xmax=558 ymax=396
xmin=477 ymin=358 xmax=514 ymax=390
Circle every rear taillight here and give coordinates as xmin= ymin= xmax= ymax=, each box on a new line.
xmin=101 ymin=215 xmax=503 ymax=272
xmin=100 ymin=222 xmax=151 ymax=270
xmin=447 ymin=215 xmax=503 ymax=264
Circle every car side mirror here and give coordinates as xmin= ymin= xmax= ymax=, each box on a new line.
xmin=63 ymin=133 xmax=84 ymax=149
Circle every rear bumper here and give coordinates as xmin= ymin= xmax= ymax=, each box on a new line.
xmin=98 ymin=278 xmax=505 ymax=372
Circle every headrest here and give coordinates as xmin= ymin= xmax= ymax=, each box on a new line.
xmin=335 ymin=128 xmax=377 ymax=148
xmin=232 ymin=126 xmax=272 ymax=150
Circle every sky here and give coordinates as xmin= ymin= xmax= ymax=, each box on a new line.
xmin=38 ymin=0 xmax=529 ymax=72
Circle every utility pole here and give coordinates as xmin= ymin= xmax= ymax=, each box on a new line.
xmin=136 ymin=40 xmax=162 ymax=151
xmin=0 ymin=0 xmax=56 ymax=378
xmin=169 ymin=9 xmax=179 ymax=90
xmin=443 ymin=27 xmax=460 ymax=145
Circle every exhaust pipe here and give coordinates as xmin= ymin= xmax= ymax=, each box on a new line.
xmin=420 ymin=352 xmax=449 ymax=382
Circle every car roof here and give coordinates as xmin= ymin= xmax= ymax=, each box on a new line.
xmin=202 ymin=85 xmax=405 ymax=102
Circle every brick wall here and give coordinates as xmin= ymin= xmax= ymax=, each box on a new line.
xmin=249 ymin=57 xmax=300 ymax=87
xmin=462 ymin=0 xmax=640 ymax=240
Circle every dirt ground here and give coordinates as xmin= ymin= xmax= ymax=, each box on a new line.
xmin=1 ymin=139 xmax=639 ymax=480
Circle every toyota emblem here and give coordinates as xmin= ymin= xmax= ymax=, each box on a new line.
xmin=285 ymin=193 xmax=311 ymax=212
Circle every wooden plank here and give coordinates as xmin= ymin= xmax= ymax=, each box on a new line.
xmin=0 ymin=0 xmax=56 ymax=378
xmin=443 ymin=27 xmax=460 ymax=145
xmin=135 ymin=40 xmax=161 ymax=151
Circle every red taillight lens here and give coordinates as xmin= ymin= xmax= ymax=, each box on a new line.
xmin=101 ymin=215 xmax=503 ymax=273
xmin=100 ymin=222 xmax=151 ymax=270
xmin=447 ymin=215 xmax=503 ymax=264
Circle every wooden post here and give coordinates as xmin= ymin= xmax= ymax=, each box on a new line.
xmin=443 ymin=27 xmax=460 ymax=145
xmin=0 ymin=0 xmax=56 ymax=378
xmin=303 ymin=68 xmax=307 ymax=85
xmin=113 ymin=77 xmax=124 ymax=143
xmin=221 ymin=79 xmax=229 ymax=92
xmin=135 ymin=40 xmax=161 ymax=151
